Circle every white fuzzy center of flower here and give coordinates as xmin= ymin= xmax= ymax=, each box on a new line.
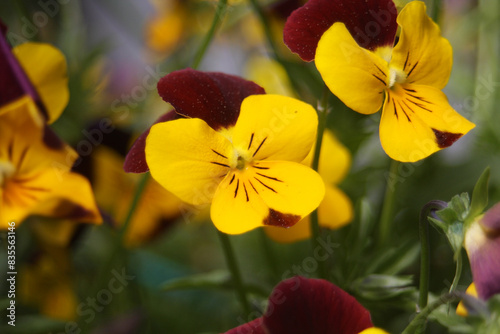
xmin=0 ymin=160 xmax=15 ymax=187
xmin=388 ymin=67 xmax=408 ymax=88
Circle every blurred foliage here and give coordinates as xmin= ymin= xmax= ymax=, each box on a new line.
xmin=1 ymin=0 xmax=500 ymax=333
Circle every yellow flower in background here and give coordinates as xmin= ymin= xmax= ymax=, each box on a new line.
xmin=0 ymin=110 xmax=102 ymax=228
xmin=0 ymin=23 xmax=101 ymax=227
xmin=285 ymin=0 xmax=475 ymax=162
xmin=245 ymin=56 xmax=296 ymax=98
xmin=265 ymin=130 xmax=353 ymax=243
xmin=146 ymin=0 xmax=186 ymax=55
xmin=134 ymin=69 xmax=324 ymax=235
xmin=19 ymin=248 xmax=77 ymax=321
xmin=0 ymin=31 xmax=68 ymax=125
xmin=93 ymin=146 xmax=184 ymax=247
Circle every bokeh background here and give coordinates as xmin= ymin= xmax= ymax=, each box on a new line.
xmin=1 ymin=0 xmax=499 ymax=333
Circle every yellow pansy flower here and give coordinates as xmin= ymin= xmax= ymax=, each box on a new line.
xmin=126 ymin=69 xmax=324 ymax=234
xmin=284 ymin=0 xmax=475 ymax=162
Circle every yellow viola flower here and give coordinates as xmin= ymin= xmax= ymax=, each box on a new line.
xmin=0 ymin=22 xmax=101 ymax=227
xmin=284 ymin=0 xmax=475 ymax=162
xmin=0 ymin=110 xmax=102 ymax=228
xmin=126 ymin=69 xmax=324 ymax=235
xmin=265 ymin=130 xmax=353 ymax=242
xmin=0 ymin=23 xmax=68 ymax=125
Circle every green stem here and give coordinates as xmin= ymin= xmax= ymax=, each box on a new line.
xmin=402 ymin=292 xmax=462 ymax=334
xmin=309 ymin=86 xmax=329 ymax=279
xmin=259 ymin=229 xmax=280 ymax=281
xmin=119 ymin=173 xmax=149 ymax=242
xmin=431 ymin=0 xmax=442 ymax=23
xmin=246 ymin=0 xmax=312 ymax=96
xmin=247 ymin=0 xmax=279 ymax=57
xmin=450 ymin=251 xmax=463 ymax=294
xmin=217 ymin=230 xmax=251 ymax=315
xmin=377 ymin=159 xmax=401 ymax=247
xmin=192 ymin=0 xmax=228 ymax=70
xmin=418 ymin=200 xmax=448 ymax=310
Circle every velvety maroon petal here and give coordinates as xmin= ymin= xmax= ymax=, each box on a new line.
xmin=284 ymin=0 xmax=398 ymax=61
xmin=263 ymin=276 xmax=373 ymax=334
xmin=480 ymin=203 xmax=500 ymax=233
xmin=123 ymin=110 xmax=178 ymax=173
xmin=157 ymin=68 xmax=265 ymax=131
xmin=0 ymin=22 xmax=45 ymax=117
xmin=225 ymin=318 xmax=266 ymax=334
xmin=468 ymin=235 xmax=500 ymax=300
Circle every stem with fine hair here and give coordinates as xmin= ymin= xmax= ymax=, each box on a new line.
xmin=217 ymin=230 xmax=251 ymax=315
xmin=309 ymin=86 xmax=330 ymax=279
xmin=192 ymin=0 xmax=228 ymax=70
xmin=418 ymin=200 xmax=448 ymax=310
xmin=401 ymin=292 xmax=462 ymax=334
xmin=377 ymin=159 xmax=401 ymax=246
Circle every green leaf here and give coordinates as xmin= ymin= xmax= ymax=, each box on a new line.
xmin=161 ymin=270 xmax=231 ymax=291
xmin=351 ymin=274 xmax=415 ymax=300
xmin=466 ymin=167 xmax=490 ymax=226
xmin=0 ymin=315 xmax=65 ymax=333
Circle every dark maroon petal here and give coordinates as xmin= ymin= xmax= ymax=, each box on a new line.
xmin=263 ymin=276 xmax=373 ymax=334
xmin=480 ymin=203 xmax=500 ymax=233
xmin=0 ymin=22 xmax=46 ymax=118
xmin=157 ymin=68 xmax=265 ymax=131
xmin=225 ymin=318 xmax=266 ymax=334
xmin=269 ymin=0 xmax=304 ymax=21
xmin=284 ymin=0 xmax=398 ymax=61
xmin=123 ymin=110 xmax=179 ymax=173
xmin=467 ymin=234 xmax=500 ymax=300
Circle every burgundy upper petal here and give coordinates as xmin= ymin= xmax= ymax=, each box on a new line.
xmin=123 ymin=110 xmax=179 ymax=173
xmin=480 ymin=203 xmax=500 ymax=233
xmin=468 ymin=203 xmax=500 ymax=300
xmin=0 ymin=21 xmax=46 ymax=117
xmin=263 ymin=276 xmax=373 ymax=334
xmin=157 ymin=68 xmax=265 ymax=131
xmin=468 ymin=235 xmax=500 ymax=300
xmin=283 ymin=0 xmax=398 ymax=61
xmin=225 ymin=318 xmax=266 ymax=334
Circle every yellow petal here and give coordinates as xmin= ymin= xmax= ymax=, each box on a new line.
xmin=380 ymin=84 xmax=475 ymax=162
xmin=30 ymin=171 xmax=102 ymax=224
xmin=231 ymin=94 xmax=318 ymax=163
xmin=264 ymin=216 xmax=312 ymax=243
xmin=456 ymin=283 xmax=478 ymax=317
xmin=146 ymin=118 xmax=232 ymax=206
xmin=358 ymin=328 xmax=390 ymax=334
xmin=211 ymin=161 xmax=325 ymax=235
xmin=264 ymin=185 xmax=353 ymax=243
xmin=315 ymin=22 xmax=388 ymax=115
xmin=0 ymin=96 xmax=44 ymax=127
xmin=302 ymin=130 xmax=352 ymax=185
xmin=13 ymin=42 xmax=69 ymax=123
xmin=391 ymin=1 xmax=452 ymax=89
xmin=318 ymin=185 xmax=353 ymax=230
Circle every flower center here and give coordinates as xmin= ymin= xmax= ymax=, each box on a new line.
xmin=388 ymin=67 xmax=407 ymax=88
xmin=231 ymin=147 xmax=253 ymax=171
xmin=0 ymin=160 xmax=16 ymax=187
